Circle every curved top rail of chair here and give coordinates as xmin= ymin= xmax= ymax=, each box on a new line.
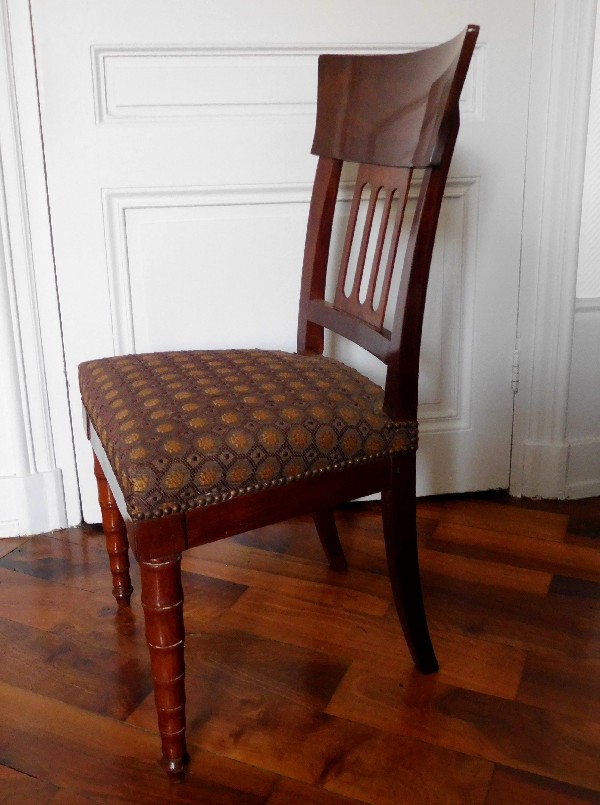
xmin=311 ymin=25 xmax=479 ymax=168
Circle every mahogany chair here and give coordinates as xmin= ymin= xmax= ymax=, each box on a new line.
xmin=79 ymin=25 xmax=478 ymax=778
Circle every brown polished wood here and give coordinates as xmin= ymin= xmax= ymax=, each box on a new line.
xmin=313 ymin=509 xmax=348 ymax=572
xmin=139 ymin=554 xmax=189 ymax=777
xmin=85 ymin=26 xmax=479 ymax=776
xmin=382 ymin=452 xmax=437 ymax=672
xmin=332 ymin=164 xmax=412 ymax=330
xmin=93 ymin=456 xmax=133 ymax=607
xmin=311 ymin=30 xmax=476 ymax=168
xmin=0 ymin=494 xmax=599 ymax=803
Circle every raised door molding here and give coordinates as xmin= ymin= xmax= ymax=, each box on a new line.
xmin=92 ymin=42 xmax=485 ymax=124
xmin=102 ymin=177 xmax=477 ymax=437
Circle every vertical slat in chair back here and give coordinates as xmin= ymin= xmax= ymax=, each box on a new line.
xmin=333 ymin=163 xmax=412 ymax=332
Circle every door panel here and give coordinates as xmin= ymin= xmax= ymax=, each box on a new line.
xmin=30 ymin=0 xmax=534 ymax=521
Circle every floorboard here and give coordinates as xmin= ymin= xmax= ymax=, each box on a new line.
xmin=0 ymin=493 xmax=598 ymax=803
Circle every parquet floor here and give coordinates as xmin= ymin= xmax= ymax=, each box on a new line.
xmin=0 ymin=493 xmax=599 ymax=804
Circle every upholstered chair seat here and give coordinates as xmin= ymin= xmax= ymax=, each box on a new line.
xmin=79 ymin=350 xmax=418 ymax=521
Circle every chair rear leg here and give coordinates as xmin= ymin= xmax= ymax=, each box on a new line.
xmin=140 ymin=554 xmax=189 ymax=778
xmin=382 ymin=452 xmax=438 ymax=674
xmin=313 ymin=509 xmax=348 ymax=571
xmin=94 ymin=455 xmax=134 ymax=606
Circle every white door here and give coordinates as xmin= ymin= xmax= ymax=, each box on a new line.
xmin=30 ymin=0 xmax=534 ymax=523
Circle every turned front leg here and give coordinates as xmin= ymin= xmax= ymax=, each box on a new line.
xmin=94 ymin=455 xmax=133 ymax=606
xmin=140 ymin=555 xmax=189 ymax=778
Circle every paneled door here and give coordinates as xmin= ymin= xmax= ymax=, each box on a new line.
xmin=30 ymin=0 xmax=534 ymax=523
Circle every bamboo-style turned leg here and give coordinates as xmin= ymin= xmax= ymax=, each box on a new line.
xmin=140 ymin=555 xmax=189 ymax=778
xmin=94 ymin=455 xmax=133 ymax=607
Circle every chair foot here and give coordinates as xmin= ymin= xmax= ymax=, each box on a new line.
xmin=94 ymin=456 xmax=134 ymax=606
xmin=382 ymin=454 xmax=438 ymax=675
xmin=313 ymin=509 xmax=348 ymax=571
xmin=161 ymin=750 xmax=190 ymax=781
xmin=140 ymin=555 xmax=188 ymax=778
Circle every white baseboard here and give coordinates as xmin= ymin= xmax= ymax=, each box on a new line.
xmin=566 ymin=479 xmax=600 ymax=498
xmin=520 ymin=440 xmax=570 ymax=499
xmin=564 ymin=299 xmax=600 ymax=499
xmin=0 ymin=469 xmax=67 ymax=537
xmin=517 ymin=437 xmax=600 ymax=500
xmin=566 ymin=436 xmax=600 ymax=499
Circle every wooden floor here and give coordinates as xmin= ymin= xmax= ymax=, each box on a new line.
xmin=0 ymin=494 xmax=599 ymax=804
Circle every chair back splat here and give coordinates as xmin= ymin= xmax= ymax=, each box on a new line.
xmin=78 ymin=25 xmax=479 ymax=778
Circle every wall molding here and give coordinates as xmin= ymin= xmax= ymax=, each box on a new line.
xmin=92 ymin=41 xmax=485 ymax=124
xmin=417 ymin=178 xmax=478 ymax=432
xmin=512 ymin=0 xmax=598 ymax=498
xmin=574 ymin=295 xmax=600 ymax=313
xmin=102 ymin=182 xmax=322 ymax=355
xmin=102 ymin=179 xmax=477 ymax=436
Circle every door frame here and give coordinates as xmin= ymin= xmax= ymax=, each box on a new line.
xmin=511 ymin=0 xmax=597 ymax=498
xmin=0 ymin=0 xmax=74 ymax=533
xmin=0 ymin=0 xmax=595 ymax=531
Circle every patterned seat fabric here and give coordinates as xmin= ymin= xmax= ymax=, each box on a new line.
xmin=79 ymin=350 xmax=418 ymax=520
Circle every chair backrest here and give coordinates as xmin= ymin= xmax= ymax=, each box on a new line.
xmin=297 ymin=26 xmax=479 ymax=422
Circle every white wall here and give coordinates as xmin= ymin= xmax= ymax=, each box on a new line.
xmin=0 ymin=0 xmax=597 ymax=538
xmin=0 ymin=158 xmax=67 ymax=535
xmin=0 ymin=0 xmax=71 ymax=535
xmin=566 ymin=300 xmax=600 ymax=497
xmin=565 ymin=8 xmax=600 ymax=498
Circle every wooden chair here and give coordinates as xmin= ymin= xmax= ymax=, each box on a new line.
xmin=79 ymin=25 xmax=478 ymax=778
